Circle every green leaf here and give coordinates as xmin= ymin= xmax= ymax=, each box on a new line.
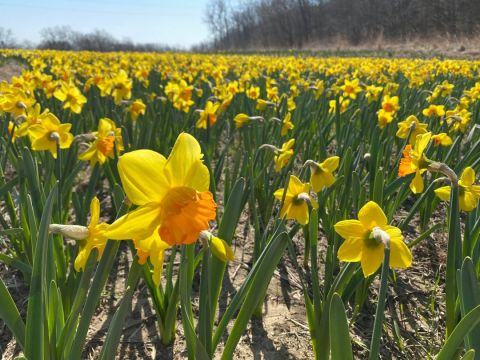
xmin=221 ymin=232 xmax=289 ymax=360
xmin=329 ymin=293 xmax=353 ymax=360
xmin=458 ymin=257 xmax=480 ymax=354
xmin=437 ymin=304 xmax=480 ymax=360
xmin=25 ymin=183 xmax=58 ymax=359
xmin=460 ymin=349 xmax=476 ymax=360
xmin=0 ymin=277 xmax=26 ymax=349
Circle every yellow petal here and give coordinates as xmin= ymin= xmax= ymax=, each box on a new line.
xmin=288 ymin=203 xmax=309 ymax=225
xmin=460 ymin=191 xmax=478 ymax=212
xmin=410 ymin=171 xmax=424 ymax=194
xmin=358 ymin=201 xmax=387 ymax=229
xmin=105 ymin=203 xmax=161 ymax=240
xmin=311 ymin=171 xmax=336 ymax=192
xmin=164 ymin=133 xmax=210 ymax=191
xmin=459 ymin=167 xmax=475 ymax=187
xmin=89 ymin=197 xmax=100 ymax=226
xmin=118 ymin=150 xmax=169 ymax=205
xmin=434 ymin=186 xmax=451 ymax=201
xmin=288 ymin=175 xmax=306 ymax=195
xmin=211 ymin=236 xmax=234 ymax=262
xmin=337 ymin=237 xmax=363 ymax=262
xmin=321 ymin=156 xmax=340 ymax=172
xmin=389 ymin=237 xmax=412 ymax=269
xmin=334 ymin=220 xmax=367 ymax=239
xmin=360 ymin=243 xmax=384 ymax=277
xmin=415 ymin=132 xmax=432 ymax=155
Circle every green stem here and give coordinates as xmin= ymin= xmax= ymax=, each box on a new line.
xmin=368 ymin=242 xmax=391 ymax=360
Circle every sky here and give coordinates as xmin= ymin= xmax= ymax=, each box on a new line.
xmin=0 ymin=0 xmax=211 ymax=48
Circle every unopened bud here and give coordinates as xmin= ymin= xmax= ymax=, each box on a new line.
xmin=49 ymin=224 xmax=89 ymax=241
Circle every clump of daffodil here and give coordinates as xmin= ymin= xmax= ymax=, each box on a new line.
xmin=78 ymin=118 xmax=124 ymax=166
xmin=49 ymin=197 xmax=108 ymax=271
xmin=196 ymin=100 xmax=220 ymax=129
xmin=28 ymin=112 xmax=74 ymax=158
xmin=274 ymin=175 xmax=318 ymax=225
xmin=398 ymin=132 xmax=432 ymax=194
xmin=199 ymin=230 xmax=234 ymax=262
xmin=128 ymin=99 xmax=146 ymax=121
xmin=335 ymin=201 xmax=412 ymax=277
xmin=396 ymin=115 xmax=428 ymax=144
xmin=305 ymin=156 xmax=340 ymax=192
xmin=104 ymin=133 xmax=217 ymax=247
xmin=54 ymin=81 xmax=87 ymax=114
xmin=435 ymin=167 xmax=480 ymax=212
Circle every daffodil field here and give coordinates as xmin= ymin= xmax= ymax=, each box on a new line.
xmin=1 ymin=50 xmax=480 ymax=359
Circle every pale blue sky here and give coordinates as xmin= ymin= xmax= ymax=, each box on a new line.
xmin=0 ymin=0 xmax=211 ymax=48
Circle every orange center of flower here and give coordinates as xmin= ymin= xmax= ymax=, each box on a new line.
xmin=383 ymin=103 xmax=395 ymax=112
xmin=97 ymin=136 xmax=115 ymax=155
xmin=159 ymin=187 xmax=216 ymax=246
xmin=398 ymin=145 xmax=414 ymax=177
xmin=344 ymin=85 xmax=354 ymax=94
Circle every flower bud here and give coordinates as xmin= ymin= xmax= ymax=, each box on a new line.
xmin=49 ymin=224 xmax=89 ymax=241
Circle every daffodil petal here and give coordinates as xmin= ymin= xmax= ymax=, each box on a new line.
xmin=410 ymin=171 xmax=424 ymax=194
xmin=358 ymin=201 xmax=387 ymax=229
xmin=459 ymin=167 xmax=475 ymax=187
xmin=118 ymin=150 xmax=169 ymax=205
xmin=334 ymin=220 xmax=366 ymax=239
xmin=434 ymin=186 xmax=451 ymax=201
xmin=389 ymin=237 xmax=412 ymax=268
xmin=105 ymin=203 xmax=161 ymax=240
xmin=164 ymin=133 xmax=210 ymax=191
xmin=337 ymin=237 xmax=363 ymax=262
xmin=360 ymin=243 xmax=384 ymax=277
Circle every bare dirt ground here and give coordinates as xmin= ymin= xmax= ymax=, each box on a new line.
xmin=0 ymin=60 xmax=23 ymax=82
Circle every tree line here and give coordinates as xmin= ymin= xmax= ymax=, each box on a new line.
xmin=202 ymin=0 xmax=480 ymax=50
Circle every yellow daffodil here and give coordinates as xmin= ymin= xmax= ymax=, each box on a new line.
xmin=78 ymin=118 xmax=123 ymax=166
xmin=381 ymin=95 xmax=400 ymax=113
xmin=398 ymin=132 xmax=432 ymax=193
xmin=335 ymin=201 xmax=412 ymax=277
xmin=104 ymin=133 xmax=217 ymax=246
xmin=435 ymin=167 xmax=480 ymax=212
xmin=274 ymin=175 xmax=318 ymax=225
xmin=396 ymin=115 xmax=428 ymax=144
xmin=134 ymin=228 xmax=171 ymax=285
xmin=49 ymin=197 xmax=109 ymax=271
xmin=377 ymin=109 xmax=394 ymax=129
xmin=0 ymin=89 xmax=35 ymax=118
xmin=431 ymin=133 xmax=453 ymax=147
xmin=329 ymin=96 xmax=350 ymax=114
xmin=422 ymin=104 xmax=445 ymax=118
xmin=15 ymin=103 xmax=51 ymax=138
xmin=274 ymin=139 xmax=295 ymax=172
xmin=199 ymin=230 xmax=234 ymax=262
xmin=29 ymin=113 xmax=74 ymax=158
xmin=54 ymin=81 xmax=87 ymax=114
xmin=281 ymin=112 xmax=294 ymax=136
xmin=246 ymin=85 xmax=260 ymax=100
xmin=129 ymin=99 xmax=146 ymax=121
xmin=341 ymin=78 xmax=362 ymax=100
xmin=196 ymin=101 xmax=220 ymax=129
xmin=111 ymin=70 xmax=132 ymax=105
xmin=308 ymin=156 xmax=340 ymax=192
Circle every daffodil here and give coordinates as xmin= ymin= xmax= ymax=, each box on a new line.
xmin=396 ymin=115 xmax=428 ymax=144
xmin=129 ymin=99 xmax=146 ymax=121
xmin=196 ymin=101 xmax=220 ymax=129
xmin=29 ymin=113 xmax=74 ymax=158
xmin=281 ymin=112 xmax=294 ymax=136
xmin=134 ymin=228 xmax=171 ymax=285
xmin=274 ymin=175 xmax=318 ymax=225
xmin=274 ymin=139 xmax=295 ymax=172
xmin=78 ymin=118 xmax=124 ymax=166
xmin=104 ymin=133 xmax=217 ymax=246
xmin=341 ymin=78 xmax=362 ymax=100
xmin=111 ymin=70 xmax=133 ymax=105
xmin=15 ymin=103 xmax=51 ymax=138
xmin=335 ymin=201 xmax=412 ymax=277
xmin=199 ymin=230 xmax=234 ymax=262
xmin=381 ymin=95 xmax=400 ymax=113
xmin=308 ymin=156 xmax=340 ymax=192
xmin=246 ymin=85 xmax=260 ymax=99
xmin=431 ymin=133 xmax=453 ymax=147
xmin=49 ymin=197 xmax=109 ymax=271
xmin=398 ymin=132 xmax=432 ymax=193
xmin=422 ymin=104 xmax=445 ymax=118
xmin=435 ymin=167 xmax=480 ymax=212
xmin=377 ymin=109 xmax=394 ymax=129
xmin=54 ymin=81 xmax=87 ymax=114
